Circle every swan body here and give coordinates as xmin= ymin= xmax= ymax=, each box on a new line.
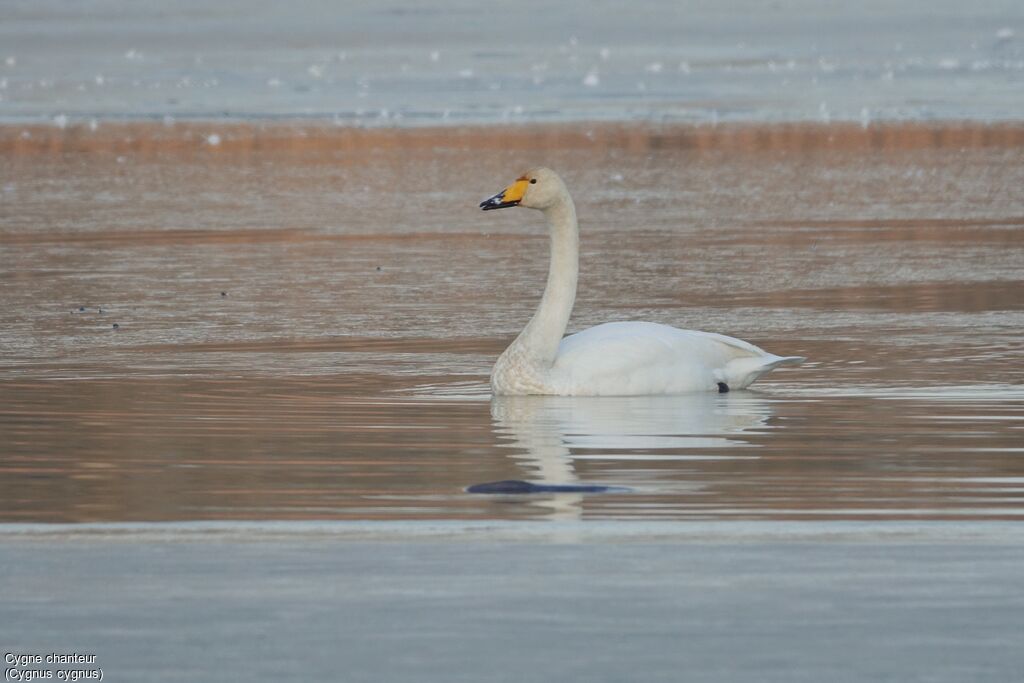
xmin=480 ymin=167 xmax=804 ymax=396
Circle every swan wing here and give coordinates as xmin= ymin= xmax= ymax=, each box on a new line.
xmin=551 ymin=321 xmax=803 ymax=395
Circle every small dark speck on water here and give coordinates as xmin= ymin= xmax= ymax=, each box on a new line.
xmin=376 ymin=266 xmax=381 ymax=271
xmin=112 ymin=323 xmax=119 ymax=329
xmin=78 ymin=306 xmax=85 ymax=312
xmin=220 ymin=292 xmax=227 ymax=296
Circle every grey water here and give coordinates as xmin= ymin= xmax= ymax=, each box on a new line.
xmin=2 ymin=3 xmax=1024 ymax=679
xmin=1 ymin=0 xmax=1023 ymax=125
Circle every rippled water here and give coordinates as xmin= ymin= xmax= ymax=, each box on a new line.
xmin=2 ymin=122 xmax=1023 ymax=522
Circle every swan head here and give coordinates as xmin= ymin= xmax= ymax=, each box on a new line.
xmin=480 ymin=167 xmax=566 ymax=212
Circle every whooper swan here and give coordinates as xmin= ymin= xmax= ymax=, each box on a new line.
xmin=480 ymin=167 xmax=804 ymax=396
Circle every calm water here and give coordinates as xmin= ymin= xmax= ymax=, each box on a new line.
xmin=4 ymin=7 xmax=1023 ymax=680
xmin=1 ymin=0 xmax=1023 ymax=124
xmin=1 ymin=122 xmax=1023 ymax=523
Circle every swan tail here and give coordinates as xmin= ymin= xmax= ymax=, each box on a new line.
xmin=766 ymin=355 xmax=806 ymax=368
xmin=722 ymin=354 xmax=805 ymax=389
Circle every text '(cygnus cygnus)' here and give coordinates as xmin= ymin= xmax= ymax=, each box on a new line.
xmin=480 ymin=167 xmax=804 ymax=396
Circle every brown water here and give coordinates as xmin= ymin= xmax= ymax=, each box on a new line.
xmin=2 ymin=121 xmax=1023 ymax=523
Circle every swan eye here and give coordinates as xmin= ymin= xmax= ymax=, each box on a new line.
xmin=530 ymin=178 xmax=537 ymax=184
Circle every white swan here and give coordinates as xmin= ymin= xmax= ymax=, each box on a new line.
xmin=480 ymin=167 xmax=805 ymax=396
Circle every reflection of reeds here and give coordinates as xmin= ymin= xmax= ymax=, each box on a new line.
xmin=2 ymin=117 xmax=1022 ymax=524
xmin=3 ymin=121 xmax=1024 ymax=157
xmin=6 ymin=374 xmax=1021 ymax=523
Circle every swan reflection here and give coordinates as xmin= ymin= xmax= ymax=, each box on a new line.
xmin=485 ymin=393 xmax=775 ymax=519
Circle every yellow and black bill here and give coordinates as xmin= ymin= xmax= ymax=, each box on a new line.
xmin=480 ymin=177 xmax=529 ymax=211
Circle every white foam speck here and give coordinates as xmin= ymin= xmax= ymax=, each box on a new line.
xmin=430 ymin=50 xmax=440 ymax=62
xmin=4 ymin=56 xmax=15 ymax=67
xmin=599 ymin=47 xmax=610 ymax=61
xmin=205 ymin=134 xmax=221 ymax=146
xmin=124 ymin=49 xmax=140 ymax=60
xmin=996 ymin=27 xmax=1014 ymax=40
xmin=162 ymin=115 xmax=175 ymax=127
xmin=267 ymin=78 xmax=282 ymax=87
xmin=645 ymin=62 xmax=663 ymax=73
xmin=53 ymin=114 xmax=68 ymax=129
xmin=582 ymin=70 xmax=599 ymax=87
xmin=307 ymin=64 xmax=324 ymax=78
xmin=458 ymin=68 xmax=474 ymax=78
xmin=88 ymin=118 xmax=98 ymax=132
xmin=678 ymin=61 xmax=691 ymax=74
xmin=938 ymin=58 xmax=960 ymax=70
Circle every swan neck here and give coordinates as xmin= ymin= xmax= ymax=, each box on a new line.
xmin=515 ymin=194 xmax=578 ymax=364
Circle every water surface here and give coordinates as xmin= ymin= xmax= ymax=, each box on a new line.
xmin=2 ymin=0 xmax=1023 ymax=124
xmin=2 ymin=122 xmax=1023 ymax=523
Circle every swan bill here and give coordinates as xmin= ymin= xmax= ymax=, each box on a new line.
xmin=480 ymin=177 xmax=529 ymax=211
xmin=480 ymin=192 xmax=519 ymax=210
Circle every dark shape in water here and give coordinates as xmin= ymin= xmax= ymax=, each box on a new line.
xmin=112 ymin=323 xmax=119 ymax=329
xmin=717 ymin=382 xmax=729 ymax=393
xmin=466 ymin=479 xmax=630 ymax=494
